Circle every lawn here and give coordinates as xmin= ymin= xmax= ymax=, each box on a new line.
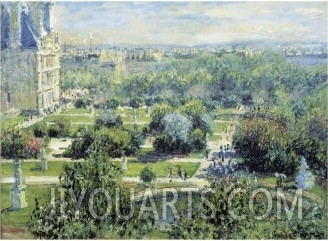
xmin=117 ymin=108 xmax=151 ymax=123
xmin=1 ymin=161 xmax=72 ymax=178
xmin=61 ymin=107 xmax=91 ymax=115
xmin=123 ymin=123 xmax=148 ymax=131
xmin=43 ymin=115 xmax=94 ymax=123
xmin=308 ymin=183 xmax=327 ymax=202
xmin=258 ymin=176 xmax=327 ymax=203
xmin=208 ymin=133 xmax=225 ymax=141
xmin=213 ymin=107 xmax=235 ymax=115
xmin=1 ymin=183 xmax=59 ymax=227
xmin=212 ymin=122 xmax=228 ymax=133
xmin=124 ymin=161 xmax=200 ymax=178
xmin=1 ymin=115 xmax=29 ymax=130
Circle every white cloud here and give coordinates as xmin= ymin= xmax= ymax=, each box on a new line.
xmin=52 ymin=1 xmax=327 ymax=45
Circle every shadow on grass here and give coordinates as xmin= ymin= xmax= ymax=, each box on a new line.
xmin=1 ymin=207 xmax=23 ymax=213
xmin=29 ymin=167 xmax=42 ymax=172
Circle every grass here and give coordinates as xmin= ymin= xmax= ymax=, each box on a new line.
xmin=308 ymin=183 xmax=327 ymax=202
xmin=124 ymin=161 xmax=200 ymax=178
xmin=117 ymin=108 xmax=151 ymax=123
xmin=123 ymin=123 xmax=148 ymax=131
xmin=1 ymin=161 xmax=72 ymax=178
xmin=213 ymin=107 xmax=235 ymax=115
xmin=1 ymin=115 xmax=29 ymax=130
xmin=43 ymin=115 xmax=94 ymax=123
xmin=258 ymin=176 xmax=327 ymax=203
xmin=212 ymin=122 xmax=228 ymax=133
xmin=61 ymin=107 xmax=91 ymax=115
xmin=45 ymin=147 xmax=52 ymax=155
xmin=1 ymin=183 xmax=59 ymax=227
xmin=208 ymin=133 xmax=225 ymax=141
xmin=142 ymin=230 xmax=170 ymax=239
xmin=187 ymin=151 xmax=205 ymax=159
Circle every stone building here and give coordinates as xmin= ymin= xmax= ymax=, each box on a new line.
xmin=1 ymin=2 xmax=60 ymax=116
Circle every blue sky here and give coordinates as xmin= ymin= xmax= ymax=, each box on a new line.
xmin=52 ymin=1 xmax=327 ymax=45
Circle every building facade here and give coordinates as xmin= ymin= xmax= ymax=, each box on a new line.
xmin=1 ymin=2 xmax=60 ymax=115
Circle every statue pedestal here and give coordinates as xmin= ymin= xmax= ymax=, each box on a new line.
xmin=10 ymin=185 xmax=28 ymax=210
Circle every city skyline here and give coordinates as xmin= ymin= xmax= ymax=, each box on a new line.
xmin=52 ymin=1 xmax=327 ymax=46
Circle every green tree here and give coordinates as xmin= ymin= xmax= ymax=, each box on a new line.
xmin=149 ymin=103 xmax=173 ymax=132
xmin=107 ymin=98 xmax=120 ymax=109
xmin=233 ymin=115 xmax=298 ymax=174
xmin=32 ymin=122 xmax=47 ymax=137
xmin=129 ymin=97 xmax=144 ymax=109
xmin=1 ymin=130 xmax=38 ymax=159
xmin=140 ymin=167 xmax=156 ymax=184
xmin=91 ymin=128 xmax=131 ymax=158
xmin=47 ymin=117 xmax=71 ymax=138
xmin=154 ymin=112 xmax=193 ymax=154
xmin=69 ymin=130 xmax=94 ymax=159
xmin=95 ymin=109 xmax=122 ymax=130
xmin=28 ymin=155 xmax=154 ymax=239
xmin=74 ymin=98 xmax=87 ymax=108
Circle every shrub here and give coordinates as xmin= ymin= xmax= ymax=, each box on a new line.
xmin=191 ymin=128 xmax=206 ymax=151
xmin=95 ymin=109 xmax=122 ymax=130
xmin=74 ymin=98 xmax=87 ymax=108
xmin=129 ymin=97 xmax=144 ymax=109
xmin=32 ymin=122 xmax=47 ymax=137
xmin=140 ymin=167 xmax=156 ymax=183
xmin=107 ymin=98 xmax=120 ymax=109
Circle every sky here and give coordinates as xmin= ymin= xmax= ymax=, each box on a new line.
xmin=51 ymin=1 xmax=328 ymax=46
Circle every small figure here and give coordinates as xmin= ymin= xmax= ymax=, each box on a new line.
xmin=177 ymin=165 xmax=182 ymax=179
xmin=205 ymin=148 xmax=210 ymax=160
xmin=168 ymin=166 xmax=173 ymax=179
xmin=184 ymin=170 xmax=187 ymax=180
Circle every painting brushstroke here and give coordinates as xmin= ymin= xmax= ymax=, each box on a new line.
xmin=1 ymin=1 xmax=327 ymax=239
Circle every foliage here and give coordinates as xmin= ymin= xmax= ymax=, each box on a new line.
xmin=95 ymin=109 xmax=122 ymax=130
xmin=170 ymin=171 xmax=327 ymax=239
xmin=191 ymin=128 xmax=207 ymax=151
xmin=129 ymin=97 xmax=144 ymax=109
xmin=32 ymin=122 xmax=47 ymax=138
xmin=47 ymin=117 xmax=71 ymax=138
xmin=233 ymin=103 xmax=303 ymax=175
xmin=293 ymin=113 xmax=327 ymax=176
xmin=26 ymin=137 xmax=42 ymax=158
xmin=74 ymin=98 xmax=87 ymax=109
xmin=139 ymin=167 xmax=156 ymax=183
xmin=125 ymin=130 xmax=144 ymax=156
xmin=1 ymin=130 xmax=35 ymax=159
xmin=67 ymin=126 xmax=143 ymax=159
xmin=69 ymin=130 xmax=94 ymax=159
xmin=149 ymin=103 xmax=173 ymax=132
xmin=162 ymin=112 xmax=192 ymax=143
xmin=107 ymin=98 xmax=120 ymax=109
xmin=28 ymin=155 xmax=154 ymax=239
xmin=154 ymin=112 xmax=193 ymax=154
xmin=91 ymin=128 xmax=131 ymax=158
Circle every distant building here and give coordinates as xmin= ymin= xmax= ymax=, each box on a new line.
xmin=1 ymin=2 xmax=60 ymax=116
